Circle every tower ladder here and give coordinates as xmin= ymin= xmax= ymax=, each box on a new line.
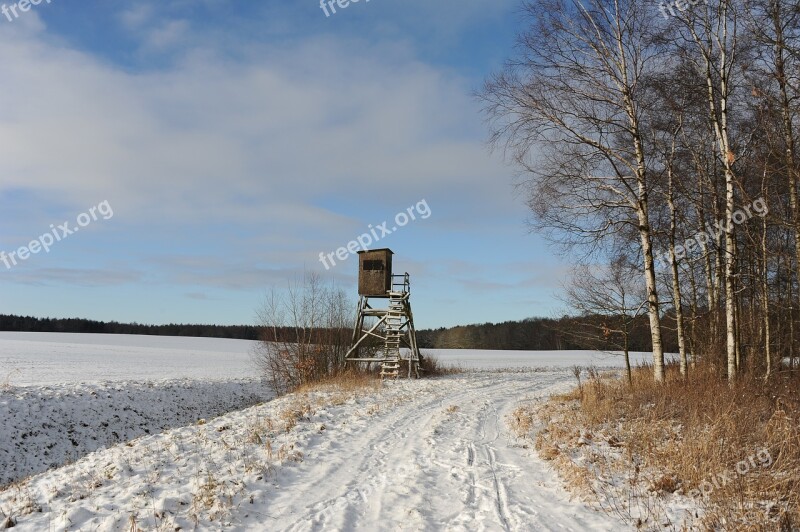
xmin=380 ymin=288 xmax=406 ymax=378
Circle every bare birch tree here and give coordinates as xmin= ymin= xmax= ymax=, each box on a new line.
xmin=561 ymin=257 xmax=647 ymax=384
xmin=669 ymin=0 xmax=748 ymax=380
xmin=744 ymin=0 xmax=800 ymax=374
xmin=481 ymin=0 xmax=666 ymax=380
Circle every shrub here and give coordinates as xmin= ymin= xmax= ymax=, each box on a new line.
xmin=252 ymin=274 xmax=356 ymax=395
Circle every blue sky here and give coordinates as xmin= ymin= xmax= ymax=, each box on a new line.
xmin=0 ymin=0 xmax=571 ymax=329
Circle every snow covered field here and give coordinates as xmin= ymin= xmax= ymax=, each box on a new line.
xmin=424 ymin=348 xmax=661 ymax=370
xmin=0 ymin=379 xmax=272 ymax=487
xmin=0 ymin=333 xmax=258 ymax=386
xmin=0 ymin=334 xmax=274 ymax=490
xmin=0 ymin=333 xmax=654 ymax=530
xmin=0 ymin=332 xmax=655 ymax=386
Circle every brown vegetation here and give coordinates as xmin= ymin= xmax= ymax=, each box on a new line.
xmin=252 ymin=274 xmax=356 ymax=395
xmin=529 ymin=364 xmax=800 ymax=529
xmin=294 ymin=370 xmax=381 ymax=395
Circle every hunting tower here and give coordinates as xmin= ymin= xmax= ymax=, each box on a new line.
xmin=345 ymin=249 xmax=422 ymax=378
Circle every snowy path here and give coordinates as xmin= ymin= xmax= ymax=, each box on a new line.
xmin=1 ymin=371 xmax=626 ymax=531
xmin=264 ymin=372 xmax=622 ymax=531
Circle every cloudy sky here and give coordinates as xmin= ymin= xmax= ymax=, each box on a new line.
xmin=0 ymin=0 xmax=570 ymax=329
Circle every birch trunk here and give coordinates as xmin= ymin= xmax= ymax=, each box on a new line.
xmin=618 ymin=14 xmax=665 ymax=382
xmin=771 ymin=1 xmax=800 ymax=369
xmin=668 ymin=160 xmax=688 ymax=376
xmin=694 ymin=2 xmax=738 ymax=380
xmin=639 ymin=207 xmax=666 ymax=382
xmin=762 ymin=211 xmax=771 ymax=377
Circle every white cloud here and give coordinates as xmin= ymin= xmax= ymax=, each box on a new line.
xmin=142 ymin=19 xmax=191 ymax=51
xmin=0 ymin=27 xmax=504 ymax=227
xmin=119 ymin=3 xmax=155 ymax=30
xmin=0 ymin=6 xmax=536 ymax=305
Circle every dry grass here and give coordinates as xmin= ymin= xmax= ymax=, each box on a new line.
xmin=509 ymin=406 xmax=535 ymax=439
xmin=532 ymin=363 xmax=800 ymax=529
xmin=294 ymin=369 xmax=380 ymax=395
xmin=259 ymin=369 xmax=386 ymax=436
xmin=278 ymin=400 xmax=313 ymax=433
xmin=0 ymin=370 xmax=20 ymax=392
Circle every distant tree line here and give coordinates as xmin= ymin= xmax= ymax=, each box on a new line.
xmin=0 ymin=314 xmax=260 ymax=340
xmin=1 ymin=312 xmax=681 ymax=352
xmin=417 ymin=315 xmax=678 ymax=352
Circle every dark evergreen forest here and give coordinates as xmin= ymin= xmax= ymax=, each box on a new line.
xmin=0 ymin=313 xmax=676 ymax=351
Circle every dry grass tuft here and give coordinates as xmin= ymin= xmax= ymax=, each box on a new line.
xmin=276 ymin=443 xmax=303 ymax=463
xmin=189 ymin=470 xmax=244 ymax=524
xmin=192 ymin=473 xmax=220 ymax=511
xmin=532 ymin=363 xmax=800 ymax=529
xmin=650 ymin=474 xmax=679 ymax=494
xmin=294 ymin=369 xmax=380 ymax=394
xmin=1 ymin=482 xmax=41 ymax=519
xmin=509 ymin=406 xmax=535 ymax=439
xmin=0 ymin=370 xmax=20 ymax=392
xmin=278 ymin=401 xmax=313 ymax=433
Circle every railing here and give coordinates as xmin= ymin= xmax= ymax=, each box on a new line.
xmin=391 ymin=273 xmax=410 ymax=294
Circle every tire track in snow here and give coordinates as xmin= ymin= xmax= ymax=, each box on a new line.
xmin=275 ymin=379 xmax=466 ymax=531
xmin=262 ymin=372 xmax=626 ymax=532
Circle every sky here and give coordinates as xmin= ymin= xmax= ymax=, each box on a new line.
xmin=0 ymin=0 xmax=572 ymax=329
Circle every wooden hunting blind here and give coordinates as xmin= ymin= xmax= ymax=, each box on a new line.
xmin=358 ymin=248 xmax=393 ymax=297
xmin=345 ymin=249 xmax=422 ymax=379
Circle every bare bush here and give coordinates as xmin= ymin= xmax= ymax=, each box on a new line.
xmin=252 ymin=274 xmax=354 ymax=395
xmin=418 ymin=352 xmax=462 ymax=376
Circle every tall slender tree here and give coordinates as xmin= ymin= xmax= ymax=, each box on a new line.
xmin=481 ymin=0 xmax=666 ymax=380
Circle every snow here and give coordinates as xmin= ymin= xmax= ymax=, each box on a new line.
xmin=0 ymin=333 xmax=654 ymax=530
xmin=0 ymin=379 xmax=273 ymax=487
xmin=0 ymin=332 xmax=257 ymax=386
xmin=0 ymin=332 xmax=662 ymax=386
xmin=425 ymin=348 xmax=662 ymax=370
xmin=1 ymin=371 xmax=626 ymax=531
